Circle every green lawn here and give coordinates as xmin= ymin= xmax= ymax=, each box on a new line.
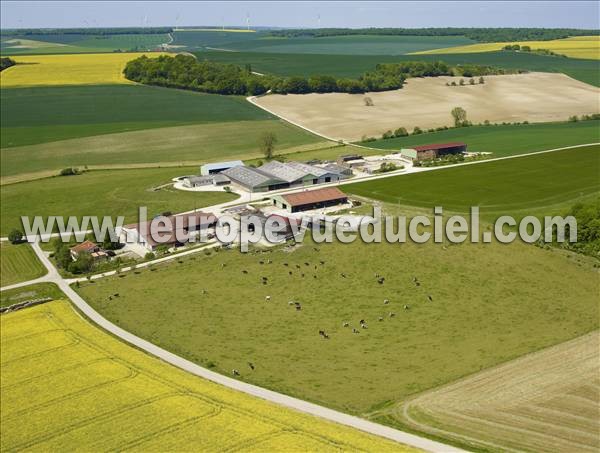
xmin=0 ymin=282 xmax=64 ymax=308
xmin=76 ymin=237 xmax=599 ymax=415
xmin=198 ymin=50 xmax=600 ymax=86
xmin=1 ymin=119 xmax=328 ymax=179
xmin=0 ymin=167 xmax=238 ymax=234
xmin=362 ymin=121 xmax=600 ymax=156
xmin=345 ymin=145 xmax=600 ymax=219
xmin=1 ymin=85 xmax=273 ymax=148
xmin=0 ymin=242 xmax=47 ymax=286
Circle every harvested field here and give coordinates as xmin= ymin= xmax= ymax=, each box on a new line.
xmin=0 ymin=300 xmax=411 ymax=452
xmin=0 ymin=242 xmax=47 ymax=287
xmin=253 ymin=72 xmax=599 ymax=142
xmin=396 ymin=331 xmax=600 ymax=453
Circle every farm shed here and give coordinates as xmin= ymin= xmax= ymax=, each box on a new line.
xmin=258 ymin=161 xmax=318 ymax=187
xmin=222 ymin=166 xmax=287 ymax=192
xmin=322 ymin=163 xmax=353 ymax=177
xmin=337 ymin=154 xmax=363 ymax=166
xmin=286 ymin=161 xmax=343 ymax=184
xmin=200 ymin=160 xmax=244 ymax=176
xmin=402 ymin=142 xmax=467 ymax=161
xmin=270 ymin=187 xmax=349 ymax=213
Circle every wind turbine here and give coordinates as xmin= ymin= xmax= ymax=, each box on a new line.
xmin=246 ymin=13 xmax=250 ymax=31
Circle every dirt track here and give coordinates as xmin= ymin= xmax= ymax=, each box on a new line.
xmin=395 ymin=331 xmax=600 ymax=453
xmin=254 ymin=72 xmax=600 ymax=142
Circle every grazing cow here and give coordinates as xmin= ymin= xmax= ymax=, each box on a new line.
xmin=283 ymin=263 xmax=289 ymax=266
xmin=267 ymin=259 xmax=272 ymax=264
xmin=375 ymin=273 xmax=380 ymax=278
xmin=295 ymin=305 xmax=302 ymax=311
xmin=361 ymin=324 xmax=368 ymax=329
xmin=262 ymin=281 xmax=267 ymax=285
xmin=265 ymin=296 xmax=271 ymax=301
xmin=340 ymin=273 xmax=347 ymax=278
xmin=378 ymin=316 xmax=384 ymax=321
xmin=114 ymin=293 xmax=120 ymax=297
xmin=262 ymin=276 xmax=268 ymax=281
xmin=359 ymin=319 xmax=365 ymax=325
xmin=352 ymin=328 xmax=360 ymax=334
xmin=301 ymin=273 xmax=305 ymax=278
xmin=313 ymin=247 xmax=320 ymax=252
xmin=377 ymin=277 xmax=385 ymax=284
xmin=289 ymin=271 xmax=293 ymax=275
xmin=313 ymin=275 xmax=317 ymax=279
xmin=415 ymin=281 xmax=421 ymax=287
xmin=232 ymin=369 xmax=240 ymax=376
xmin=295 ymin=264 xmax=301 ymax=269
xmin=342 ymin=322 xmax=349 ymax=327
xmin=242 ymin=270 xmax=248 ymax=274
xmin=384 ymin=299 xmax=390 ymax=305
xmin=288 ymin=301 xmax=295 ymax=305
xmin=428 ymin=295 xmax=433 ymax=302
xmin=403 ymin=304 xmax=410 ymax=310
xmin=304 ymin=262 xmax=310 ymax=266
xmin=247 ymin=362 xmax=255 ymax=370
xmin=221 ymin=263 xmax=226 ymax=268
xmin=108 ymin=296 xmax=113 ymax=301
xmin=259 ymin=261 xmax=264 ymax=265
xmin=323 ymin=333 xmax=329 ymax=339
xmin=319 ymin=260 xmax=325 ymax=265
xmin=389 ymin=312 xmax=396 ymax=318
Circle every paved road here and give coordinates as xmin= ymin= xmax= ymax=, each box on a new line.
xmin=1 ymin=240 xmax=465 ymax=452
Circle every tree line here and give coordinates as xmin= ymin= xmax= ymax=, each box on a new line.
xmin=269 ymin=28 xmax=599 ymax=42
xmin=123 ymin=54 xmax=513 ymax=96
xmin=0 ymin=57 xmax=15 ymax=72
xmin=0 ymin=27 xmax=171 ymax=36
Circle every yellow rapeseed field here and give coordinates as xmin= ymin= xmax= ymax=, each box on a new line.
xmin=0 ymin=52 xmax=166 ymax=88
xmin=0 ymin=300 xmax=414 ymax=452
xmin=413 ymin=35 xmax=600 ymax=60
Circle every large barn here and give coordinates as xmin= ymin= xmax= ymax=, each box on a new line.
xmin=270 ymin=187 xmax=348 ymax=213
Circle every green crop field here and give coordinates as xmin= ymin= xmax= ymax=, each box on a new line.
xmin=0 ymin=282 xmax=64 ymax=308
xmin=346 ymin=145 xmax=600 ymax=219
xmin=0 ymin=300 xmax=410 ymax=451
xmin=77 ymin=235 xmax=599 ymax=416
xmin=0 ymin=167 xmax=238 ymax=234
xmin=363 ymin=121 xmax=600 ymax=156
xmin=1 ymin=85 xmax=273 ymax=148
xmin=1 ymin=119 xmax=329 ymax=180
xmin=198 ymin=50 xmax=600 ymax=86
xmin=0 ymin=33 xmax=169 ymax=54
xmin=0 ymin=242 xmax=47 ymax=287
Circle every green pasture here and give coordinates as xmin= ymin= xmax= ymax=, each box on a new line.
xmin=363 ymin=121 xmax=600 ymax=156
xmin=0 ymin=282 xmax=65 ymax=308
xmin=0 ymin=242 xmax=47 ymax=287
xmin=198 ymin=50 xmax=600 ymax=86
xmin=1 ymin=85 xmax=273 ymax=148
xmin=1 ymin=119 xmax=328 ymax=179
xmin=345 ymin=145 xmax=600 ymax=219
xmin=76 ymin=236 xmax=599 ymax=415
xmin=0 ymin=167 xmax=238 ymax=234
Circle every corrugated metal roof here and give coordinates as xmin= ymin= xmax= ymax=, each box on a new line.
xmin=282 ymin=187 xmax=347 ymax=207
xmin=200 ymin=160 xmax=244 ymax=171
xmin=286 ymin=161 xmax=330 ymax=177
xmin=259 ymin=161 xmax=315 ymax=183
xmin=222 ymin=166 xmax=284 ymax=188
xmin=412 ymin=142 xmax=466 ymax=152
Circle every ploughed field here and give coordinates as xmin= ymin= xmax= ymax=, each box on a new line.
xmin=393 ymin=332 xmax=600 ymax=453
xmin=0 ymin=300 xmax=410 ymax=451
xmin=254 ymin=72 xmax=599 ymax=142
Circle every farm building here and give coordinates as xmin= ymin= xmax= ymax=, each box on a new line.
xmin=121 ymin=211 xmax=217 ymax=251
xmin=183 ymin=174 xmax=231 ymax=188
xmin=322 ymin=163 xmax=353 ymax=177
xmin=222 ymin=166 xmax=288 ymax=192
xmin=401 ymin=142 xmax=467 ymax=161
xmin=223 ymin=161 xmax=350 ymax=193
xmin=200 ymin=160 xmax=244 ymax=176
xmin=337 ymin=154 xmax=363 ymax=166
xmin=69 ymin=240 xmax=108 ymax=261
xmin=270 ymin=187 xmax=348 ymax=213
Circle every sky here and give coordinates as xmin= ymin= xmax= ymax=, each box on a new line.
xmin=1 ymin=1 xmax=598 ymax=30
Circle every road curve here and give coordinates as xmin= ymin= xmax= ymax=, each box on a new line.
xmin=24 ymin=240 xmax=465 ymax=453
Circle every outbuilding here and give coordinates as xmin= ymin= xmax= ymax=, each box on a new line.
xmin=402 ymin=142 xmax=467 ymax=161
xmin=270 ymin=187 xmax=348 ymax=213
xmin=200 ymin=160 xmax=244 ymax=176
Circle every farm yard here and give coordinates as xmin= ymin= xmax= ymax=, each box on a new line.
xmin=392 ymin=332 xmax=600 ymax=452
xmin=0 ymin=242 xmax=46 ymax=287
xmin=253 ymin=72 xmax=599 ymax=142
xmin=0 ymin=300 xmax=411 ymax=451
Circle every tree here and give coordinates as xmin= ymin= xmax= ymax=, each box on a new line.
xmin=259 ymin=132 xmax=278 ymax=160
xmin=412 ymin=126 xmax=423 ymax=135
xmin=8 ymin=229 xmax=23 ymax=244
xmin=382 ymin=130 xmax=394 ymax=139
xmin=469 ymin=78 xmax=475 ymax=85
xmin=363 ymin=97 xmax=374 ymax=106
xmin=459 ymin=78 xmax=465 ymax=86
xmin=451 ymin=107 xmax=468 ymax=127
xmin=479 ymin=76 xmax=485 ymax=84
xmin=394 ymin=127 xmax=408 ymax=137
